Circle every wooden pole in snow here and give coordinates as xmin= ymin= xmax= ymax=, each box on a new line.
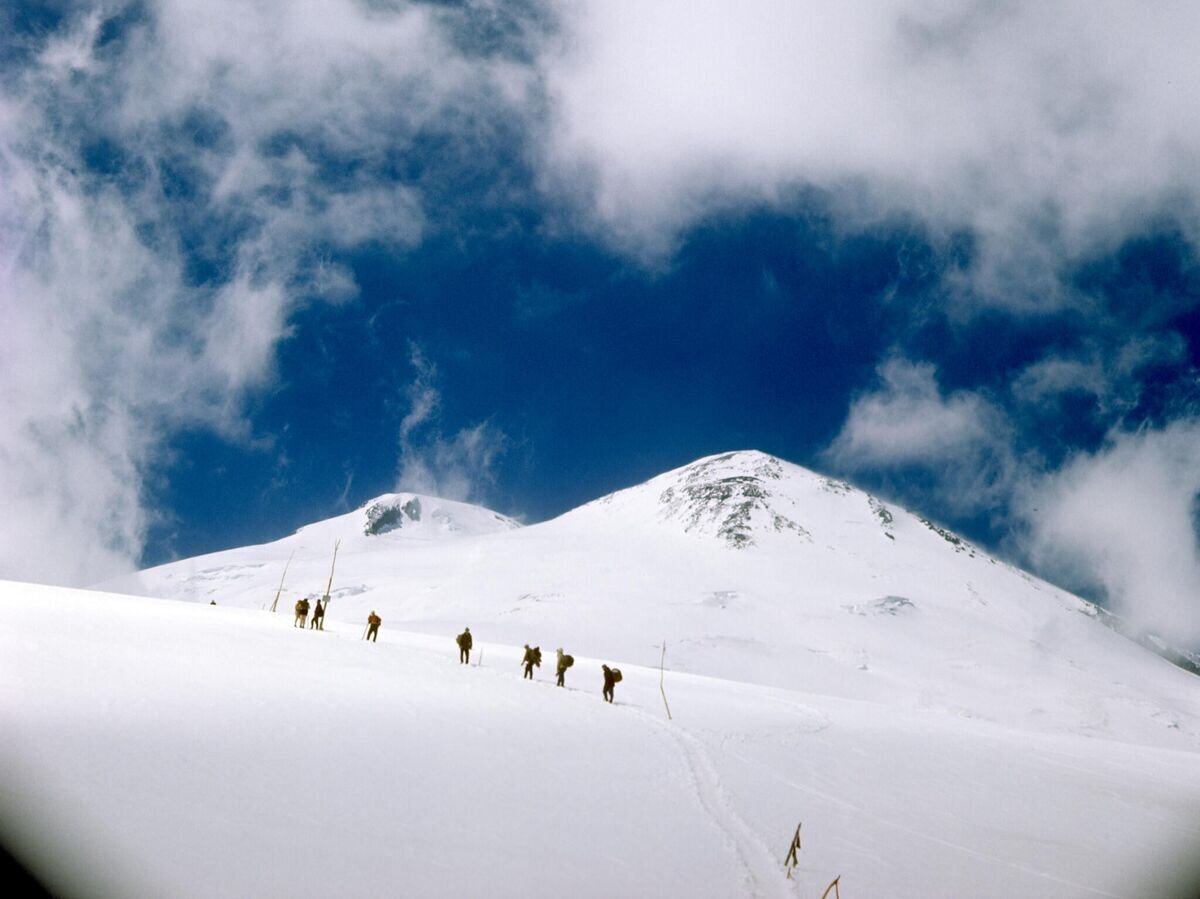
xmin=659 ymin=640 xmax=672 ymax=720
xmin=819 ymin=875 xmax=841 ymax=899
xmin=320 ymin=540 xmax=340 ymax=610
xmin=784 ymin=822 xmax=802 ymax=878
xmin=269 ymin=550 xmax=295 ymax=613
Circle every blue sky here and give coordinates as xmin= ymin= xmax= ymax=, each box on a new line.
xmin=3 ymin=1 xmax=1200 ymax=645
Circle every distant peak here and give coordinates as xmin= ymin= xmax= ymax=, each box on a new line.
xmin=364 ymin=495 xmax=424 ymax=535
xmin=357 ymin=493 xmax=520 ymax=538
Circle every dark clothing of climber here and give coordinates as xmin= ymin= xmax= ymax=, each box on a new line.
xmin=456 ymin=628 xmax=473 ymax=664
xmin=522 ymin=645 xmax=541 ymax=680
xmin=555 ymin=648 xmax=572 ymax=687
xmin=602 ymin=665 xmax=616 ymax=703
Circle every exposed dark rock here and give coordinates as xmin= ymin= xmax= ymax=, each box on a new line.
xmin=919 ymin=517 xmax=974 ymax=554
xmin=364 ymin=496 xmax=423 ymax=536
xmin=869 ymin=497 xmax=895 ymax=540
xmin=659 ymin=453 xmax=809 ymax=548
xmin=845 ymin=595 xmax=915 ymax=616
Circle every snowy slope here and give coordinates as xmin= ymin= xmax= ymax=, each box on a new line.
xmin=2 ymin=580 xmax=1199 ymax=899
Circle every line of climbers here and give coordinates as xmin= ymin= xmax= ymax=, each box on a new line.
xmin=453 ymin=626 xmax=623 ymax=701
xmin=515 ymin=637 xmax=620 ymax=701
xmin=290 ymin=605 xmax=623 ymax=702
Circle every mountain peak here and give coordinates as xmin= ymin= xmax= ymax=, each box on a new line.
xmin=657 ymin=450 xmax=813 ymax=548
xmin=567 ymin=449 xmax=873 ymax=549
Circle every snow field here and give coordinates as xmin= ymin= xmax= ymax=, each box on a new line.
xmin=4 ymin=580 xmax=1199 ymax=897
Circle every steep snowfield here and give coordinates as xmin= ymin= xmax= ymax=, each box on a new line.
xmin=6 ymin=449 xmax=1195 ymax=896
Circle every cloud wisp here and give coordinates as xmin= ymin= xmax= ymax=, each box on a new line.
xmin=394 ymin=346 xmax=507 ymax=506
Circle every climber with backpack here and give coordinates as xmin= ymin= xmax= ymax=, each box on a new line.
xmin=555 ymin=648 xmax=574 ymax=687
xmin=601 ymin=664 xmax=621 ymax=703
xmin=521 ymin=644 xmax=542 ymax=680
xmin=294 ymin=596 xmax=310 ymax=628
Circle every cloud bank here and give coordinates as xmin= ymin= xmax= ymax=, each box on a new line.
xmin=539 ymin=0 xmax=1200 ymax=307
xmin=1018 ymin=422 xmax=1200 ymax=645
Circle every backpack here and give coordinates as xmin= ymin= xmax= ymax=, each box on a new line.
xmin=611 ymin=668 xmax=622 ymax=683
xmin=561 ymin=654 xmax=574 ymax=669
xmin=532 ymin=647 xmax=542 ymax=667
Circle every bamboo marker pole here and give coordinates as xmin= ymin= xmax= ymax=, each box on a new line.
xmin=320 ymin=540 xmax=340 ymax=611
xmin=659 ymin=640 xmax=672 ymax=720
xmin=819 ymin=875 xmax=841 ymax=899
xmin=269 ymin=550 xmax=296 ymax=613
xmin=784 ymin=822 xmax=802 ymax=878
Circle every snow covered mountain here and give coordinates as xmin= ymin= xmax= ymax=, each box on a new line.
xmin=109 ymin=450 xmax=1197 ymax=742
xmin=6 ymin=450 xmax=1198 ymax=897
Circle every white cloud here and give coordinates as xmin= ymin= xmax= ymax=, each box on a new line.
xmin=1010 ymin=357 xmax=1109 ymax=408
xmin=1017 ymin=421 xmax=1200 ymax=645
xmin=1011 ymin=335 xmax=1186 ymax=414
xmin=537 ymin=0 xmax=1200 ymax=304
xmin=37 ymin=8 xmax=106 ymax=77
xmin=824 ymin=357 xmax=1017 ymax=515
xmin=395 ymin=346 xmax=507 ymax=505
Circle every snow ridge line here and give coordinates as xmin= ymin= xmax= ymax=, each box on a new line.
xmin=640 ymin=713 xmax=793 ymax=898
